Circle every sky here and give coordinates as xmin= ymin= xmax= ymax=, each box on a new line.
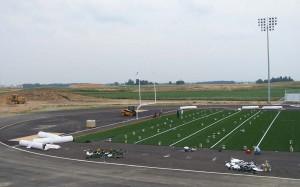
xmin=1 ymin=0 xmax=300 ymax=85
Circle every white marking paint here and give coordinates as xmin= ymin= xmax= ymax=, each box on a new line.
xmin=1 ymin=113 xmax=300 ymax=182
xmin=256 ymin=111 xmax=281 ymax=147
xmin=135 ymin=111 xmax=222 ymax=144
xmin=70 ymin=110 xmax=176 ymax=135
xmin=170 ymin=111 xmax=241 ymax=147
xmin=210 ymin=111 xmax=261 ymax=149
xmin=1 ymin=141 xmax=300 ymax=182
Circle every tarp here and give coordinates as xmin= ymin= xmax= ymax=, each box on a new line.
xmin=261 ymin=106 xmax=283 ymax=110
xmin=38 ymin=131 xmax=60 ymax=138
xmin=44 ymin=144 xmax=61 ymax=150
xmin=33 ymin=136 xmax=73 ymax=144
xmin=180 ymin=106 xmax=197 ymax=110
xmin=19 ymin=139 xmax=61 ymax=150
xmin=19 ymin=140 xmax=45 ymax=150
xmin=241 ymin=106 xmax=259 ymax=110
xmin=19 ymin=132 xmax=73 ymax=151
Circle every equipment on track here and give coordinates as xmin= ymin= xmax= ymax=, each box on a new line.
xmin=121 ymin=106 xmax=136 ymax=116
xmin=85 ymin=147 xmax=127 ymax=159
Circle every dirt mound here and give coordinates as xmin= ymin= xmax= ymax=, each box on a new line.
xmin=0 ymin=88 xmax=68 ymax=103
xmin=0 ymin=88 xmax=108 ymax=105
xmin=69 ymin=84 xmax=104 ymax=89
xmin=25 ymin=91 xmax=65 ymax=101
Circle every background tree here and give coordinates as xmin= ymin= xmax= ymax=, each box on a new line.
xmin=256 ymin=76 xmax=294 ymax=84
xmin=126 ymin=79 xmax=134 ymax=85
xmin=256 ymin=79 xmax=263 ymax=84
xmin=176 ymin=80 xmax=185 ymax=85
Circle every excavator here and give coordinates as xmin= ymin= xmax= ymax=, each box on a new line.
xmin=6 ymin=94 xmax=27 ymax=104
xmin=121 ymin=106 xmax=136 ymax=116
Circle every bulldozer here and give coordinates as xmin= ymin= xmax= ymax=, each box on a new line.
xmin=121 ymin=106 xmax=136 ymax=116
xmin=6 ymin=94 xmax=27 ymax=104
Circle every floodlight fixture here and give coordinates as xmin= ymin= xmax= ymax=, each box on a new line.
xmin=258 ymin=17 xmax=278 ymax=103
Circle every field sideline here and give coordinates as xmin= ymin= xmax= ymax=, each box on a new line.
xmin=75 ymin=109 xmax=300 ymax=152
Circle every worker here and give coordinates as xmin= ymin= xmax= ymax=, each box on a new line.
xmin=159 ymin=109 xmax=163 ymax=117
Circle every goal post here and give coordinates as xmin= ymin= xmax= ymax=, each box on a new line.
xmin=136 ymin=80 xmax=157 ymax=119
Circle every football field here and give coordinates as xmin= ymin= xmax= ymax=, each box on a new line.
xmin=76 ymin=109 xmax=300 ymax=152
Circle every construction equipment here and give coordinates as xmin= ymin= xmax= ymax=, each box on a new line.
xmin=6 ymin=94 xmax=27 ymax=104
xmin=85 ymin=147 xmax=127 ymax=159
xmin=121 ymin=106 xmax=136 ymax=116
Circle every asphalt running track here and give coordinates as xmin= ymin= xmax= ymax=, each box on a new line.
xmin=1 ymin=106 xmax=300 ymax=187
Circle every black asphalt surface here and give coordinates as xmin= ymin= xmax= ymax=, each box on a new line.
xmin=1 ymin=105 xmax=300 ymax=186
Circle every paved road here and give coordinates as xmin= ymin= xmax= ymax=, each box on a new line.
xmin=1 ymin=106 xmax=300 ymax=187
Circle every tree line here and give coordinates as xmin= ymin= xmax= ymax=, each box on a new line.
xmin=256 ymin=76 xmax=294 ymax=84
xmin=125 ymin=79 xmax=185 ymax=85
xmin=21 ymin=76 xmax=295 ymax=88
xmin=125 ymin=79 xmax=155 ymax=85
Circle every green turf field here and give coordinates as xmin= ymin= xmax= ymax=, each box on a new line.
xmin=75 ymin=109 xmax=300 ymax=152
xmin=69 ymin=89 xmax=283 ymax=101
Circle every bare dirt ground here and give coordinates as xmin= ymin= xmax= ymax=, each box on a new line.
xmin=69 ymin=83 xmax=105 ymax=88
xmin=0 ymin=85 xmax=271 ymax=116
xmin=0 ymin=87 xmax=129 ymax=115
xmin=0 ymin=98 xmax=266 ymax=117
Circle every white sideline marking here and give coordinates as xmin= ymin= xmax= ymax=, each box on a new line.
xmin=169 ymin=111 xmax=241 ymax=147
xmin=134 ymin=111 xmax=222 ymax=144
xmin=210 ymin=111 xmax=261 ymax=149
xmin=1 ymin=141 xmax=300 ymax=182
xmin=1 ymin=111 xmax=300 ymax=182
xmin=256 ymin=111 xmax=281 ymax=147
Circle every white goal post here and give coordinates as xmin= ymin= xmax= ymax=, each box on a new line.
xmin=136 ymin=79 xmax=157 ymax=119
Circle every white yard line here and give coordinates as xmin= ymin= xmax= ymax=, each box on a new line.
xmin=1 ymin=113 xmax=300 ymax=182
xmin=70 ymin=110 xmax=177 ymax=135
xmin=169 ymin=111 xmax=241 ymax=147
xmin=134 ymin=111 xmax=222 ymax=144
xmin=1 ymin=141 xmax=300 ymax=182
xmin=256 ymin=111 xmax=281 ymax=147
xmin=210 ymin=111 xmax=261 ymax=149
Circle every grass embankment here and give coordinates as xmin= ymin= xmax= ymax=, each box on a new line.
xmin=67 ymin=82 xmax=300 ymax=101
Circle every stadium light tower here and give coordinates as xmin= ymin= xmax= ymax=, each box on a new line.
xmin=258 ymin=17 xmax=278 ymax=103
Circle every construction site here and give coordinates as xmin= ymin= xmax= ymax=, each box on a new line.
xmin=0 ymin=82 xmax=300 ymax=186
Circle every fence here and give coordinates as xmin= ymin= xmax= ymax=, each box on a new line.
xmin=285 ymin=90 xmax=300 ymax=103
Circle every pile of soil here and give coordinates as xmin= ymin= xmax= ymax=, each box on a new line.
xmin=0 ymin=89 xmax=65 ymax=102
xmin=0 ymin=88 xmax=107 ymax=104
xmin=69 ymin=83 xmax=104 ymax=89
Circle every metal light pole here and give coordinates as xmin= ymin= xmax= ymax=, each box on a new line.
xmin=258 ymin=17 xmax=278 ymax=103
xmin=153 ymin=72 xmax=157 ymax=104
